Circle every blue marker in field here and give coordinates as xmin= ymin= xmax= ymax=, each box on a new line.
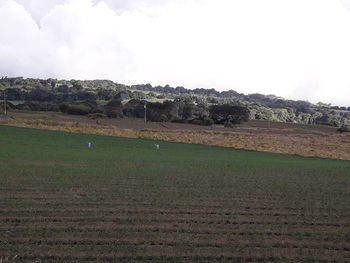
xmin=85 ymin=142 xmax=92 ymax=148
xmin=155 ymin=143 xmax=160 ymax=150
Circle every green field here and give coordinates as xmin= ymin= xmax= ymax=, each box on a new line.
xmin=0 ymin=125 xmax=349 ymax=262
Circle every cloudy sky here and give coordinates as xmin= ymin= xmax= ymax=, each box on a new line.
xmin=1 ymin=0 xmax=350 ymax=106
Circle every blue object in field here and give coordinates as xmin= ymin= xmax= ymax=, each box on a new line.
xmin=85 ymin=142 xmax=92 ymax=148
xmin=154 ymin=143 xmax=160 ymax=150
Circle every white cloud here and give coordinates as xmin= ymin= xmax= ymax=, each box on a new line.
xmin=340 ymin=0 xmax=350 ymax=9
xmin=0 ymin=0 xmax=54 ymax=76
xmin=0 ymin=0 xmax=135 ymax=80
xmin=39 ymin=0 xmax=135 ymax=79
xmin=14 ymin=0 xmax=64 ymax=21
xmin=0 ymin=0 xmax=350 ymax=105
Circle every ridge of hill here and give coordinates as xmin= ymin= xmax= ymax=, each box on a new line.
xmin=0 ymin=77 xmax=349 ymax=127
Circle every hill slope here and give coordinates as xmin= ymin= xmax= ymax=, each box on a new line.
xmin=1 ymin=77 xmax=350 ymax=127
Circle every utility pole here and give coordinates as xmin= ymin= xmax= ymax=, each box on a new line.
xmin=144 ymin=103 xmax=147 ymax=123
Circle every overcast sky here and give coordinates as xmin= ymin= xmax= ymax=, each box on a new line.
xmin=0 ymin=0 xmax=350 ymax=106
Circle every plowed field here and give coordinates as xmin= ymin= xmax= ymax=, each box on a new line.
xmin=0 ymin=125 xmax=349 ymax=262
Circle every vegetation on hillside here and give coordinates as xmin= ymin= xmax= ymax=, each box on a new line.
xmin=0 ymin=76 xmax=349 ymax=127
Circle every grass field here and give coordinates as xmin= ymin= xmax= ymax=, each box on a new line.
xmin=1 ymin=112 xmax=350 ymax=161
xmin=0 ymin=125 xmax=349 ymax=262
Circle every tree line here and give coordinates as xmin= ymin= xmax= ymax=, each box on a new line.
xmin=57 ymin=99 xmax=249 ymax=126
xmin=1 ymin=77 xmax=349 ymax=127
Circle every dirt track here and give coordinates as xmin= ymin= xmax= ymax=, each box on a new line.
xmin=1 ymin=111 xmax=349 ymax=160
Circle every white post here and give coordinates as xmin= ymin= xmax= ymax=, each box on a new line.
xmin=144 ymin=104 xmax=147 ymax=123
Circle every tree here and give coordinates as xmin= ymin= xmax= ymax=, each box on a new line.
xmin=104 ymin=99 xmax=123 ymax=118
xmin=114 ymin=90 xmax=133 ymax=100
xmin=209 ymin=104 xmax=250 ymax=125
xmin=146 ymin=101 xmax=178 ymax=122
xmin=57 ymin=84 xmax=69 ymax=93
xmin=123 ymin=99 xmax=145 ymax=118
xmin=181 ymin=104 xmax=194 ymax=120
xmin=97 ymin=88 xmax=117 ymax=100
xmin=77 ymin=91 xmax=98 ymax=101
xmin=26 ymin=88 xmax=55 ymax=101
xmin=1 ymin=88 xmax=26 ymax=100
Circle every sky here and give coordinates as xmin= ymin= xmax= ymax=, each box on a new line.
xmin=0 ymin=0 xmax=350 ymax=106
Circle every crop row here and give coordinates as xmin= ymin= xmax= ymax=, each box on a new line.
xmin=4 ymin=255 xmax=350 ymax=263
xmin=1 ymin=217 xmax=348 ymax=227
xmin=2 ymin=226 xmax=349 ymax=241
xmin=1 ymin=193 xmax=349 ymax=202
xmin=1 ymin=247 xmax=348 ymax=262
xmin=1 ymin=209 xmax=348 ymax=219
xmin=2 ymin=239 xmax=350 ymax=251
xmin=1 ymin=205 xmax=348 ymax=217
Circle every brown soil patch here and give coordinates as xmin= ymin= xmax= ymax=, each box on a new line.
xmin=1 ymin=111 xmax=349 ymax=161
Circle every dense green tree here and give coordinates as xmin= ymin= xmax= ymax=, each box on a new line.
xmin=114 ymin=91 xmax=133 ymax=100
xmin=210 ymin=104 xmax=250 ymax=125
xmin=104 ymin=99 xmax=123 ymax=118
xmin=97 ymin=88 xmax=117 ymax=100
xmin=1 ymin=88 xmax=26 ymax=100
xmin=27 ymin=88 xmax=55 ymax=102
xmin=77 ymin=91 xmax=98 ymax=101
xmin=123 ymin=99 xmax=145 ymax=118
xmin=146 ymin=100 xmax=178 ymax=122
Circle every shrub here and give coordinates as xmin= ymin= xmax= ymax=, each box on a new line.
xmin=337 ymin=126 xmax=350 ymax=133
xmin=224 ymin=121 xmax=235 ymax=128
xmin=191 ymin=117 xmax=214 ymax=126
xmin=59 ymin=102 xmax=70 ymax=113
xmin=172 ymin=117 xmax=187 ymax=123
xmin=59 ymin=102 xmax=91 ymax=115
xmin=17 ymin=101 xmax=59 ymax=111
xmin=88 ymin=113 xmax=106 ymax=120
xmin=202 ymin=116 xmax=214 ymax=126
xmin=0 ymin=101 xmax=17 ymax=111
xmin=66 ymin=104 xmax=91 ymax=115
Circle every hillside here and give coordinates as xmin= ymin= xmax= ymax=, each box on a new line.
xmin=0 ymin=77 xmax=350 ymax=127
